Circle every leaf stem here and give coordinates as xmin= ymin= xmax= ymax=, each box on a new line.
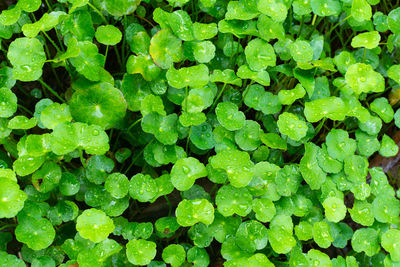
xmin=208 ymin=83 xmax=227 ymax=114
xmin=124 ymin=139 xmax=154 ymax=174
xmin=0 ymin=224 xmax=17 ymax=231
xmin=42 ymin=31 xmax=61 ymax=53
xmin=38 ymin=79 xmax=65 ymax=103
xmin=88 ymin=3 xmax=107 ymax=24
xmin=328 ymin=14 xmax=352 ymax=36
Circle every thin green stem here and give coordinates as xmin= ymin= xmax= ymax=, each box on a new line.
xmin=0 ymin=224 xmax=17 ymax=231
xmin=44 ymin=0 xmax=53 ymax=11
xmin=113 ymin=46 xmax=123 ymax=69
xmin=207 ymin=83 xmax=227 ymax=114
xmin=186 ymin=126 xmax=192 ymax=154
xmin=328 ymin=14 xmax=352 ymax=36
xmin=18 ymin=104 xmax=33 ymax=116
xmin=88 ymin=3 xmax=107 ymax=24
xmin=124 ymin=139 xmax=154 ymax=174
xmin=127 ymin=117 xmax=142 ymax=132
xmin=38 ymin=79 xmax=65 ymax=103
xmin=42 ymin=31 xmax=61 ymax=53
xmin=311 ymin=14 xmax=317 ymax=26
xmin=164 ymin=195 xmax=172 ymax=217
xmin=104 ymin=45 xmax=109 ymax=67
xmin=79 ymin=149 xmax=86 ymax=168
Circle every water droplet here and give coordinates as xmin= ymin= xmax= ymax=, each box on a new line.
xmin=182 ymin=165 xmax=190 ymax=174
xmin=93 ymin=129 xmax=99 ymax=136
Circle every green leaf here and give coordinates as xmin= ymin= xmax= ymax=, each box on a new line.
xmin=129 ymin=173 xmax=158 ymax=202
xmin=193 ymin=22 xmax=218 ymax=40
xmin=22 ymin=11 xmax=66 ymax=38
xmin=149 ymin=29 xmax=183 ymax=69
xmin=187 ymin=247 xmax=210 ymax=266
xmin=76 ymin=208 xmax=115 ymax=243
xmin=370 ymin=97 xmax=394 ymax=123
xmin=277 ymin=112 xmax=307 ymax=141
xmin=289 ymin=40 xmax=314 ymax=63
xmin=162 ymin=244 xmax=186 ymax=267
xmin=388 ymin=8 xmax=400 ymax=34
xmin=7 ymin=37 xmax=46 ymax=82
xmin=104 ymin=173 xmax=129 ymax=199
xmin=235 ymin=220 xmax=268 ymax=253
xmin=325 ymin=129 xmax=357 ymax=161
xmin=0 ymin=177 xmax=27 ymax=218
xmin=345 ymin=63 xmax=384 ymax=95
xmin=69 ymin=41 xmax=106 ymax=82
xmin=13 ymin=155 xmax=46 ymax=177
xmin=304 ymin=97 xmax=346 ymax=123
xmin=8 ymin=115 xmax=37 ymax=130
xmin=355 ymin=130 xmax=380 ymax=157
xmin=349 ymin=200 xmax=374 ymax=226
xmin=126 ymin=239 xmax=156 ymax=265
xmin=166 ymin=64 xmax=209 ymax=89
xmin=210 ymin=149 xmax=254 ymax=187
xmin=237 ymin=65 xmax=270 ymax=86
xmin=268 ymin=227 xmax=296 ymax=254
xmin=257 ymin=0 xmax=288 ymax=22
xmin=278 ymin=84 xmax=306 ymax=106
xmin=210 ymin=69 xmax=241 ymax=86
xmin=307 ymin=249 xmax=331 ymax=266
xmin=379 ymin=134 xmax=398 ymax=157
xmin=234 ymin=120 xmax=262 ymax=151
xmin=352 ymin=0 xmax=372 ymax=22
xmin=215 ymin=185 xmax=252 ymax=217
xmin=245 ymin=38 xmax=276 ymax=71
xmin=175 ymin=199 xmax=214 ymax=226
xmin=372 ymin=194 xmax=400 ymax=223
xmin=95 ymin=25 xmax=122 ymax=46
xmin=69 ymin=82 xmax=127 ymax=129
xmin=252 ymin=198 xmax=276 ymax=223
xmin=323 ymin=197 xmax=347 ymax=223
xmin=141 ymin=113 xmax=178 ymax=145
xmin=260 ymin=132 xmax=287 ymax=150
xmin=351 ymin=228 xmax=380 ymax=256
xmin=40 ymin=103 xmax=72 ymax=130
xmin=311 ymin=0 xmax=341 ymax=16
xmin=171 ymin=157 xmax=207 ymax=191
xmin=103 ymin=0 xmax=141 ymax=17
xmin=215 ymin=102 xmax=245 ymax=131
xmin=15 ymin=217 xmax=55 ymax=251
xmin=31 ymin=161 xmax=62 ymax=193
xmin=300 ymin=143 xmax=326 ymax=190
xmin=86 ymin=155 xmax=114 ymax=184
xmin=382 ymin=229 xmax=400 ymax=262
xmin=351 ymin=31 xmax=381 ymax=49
xmin=312 ymin=221 xmax=333 ymax=248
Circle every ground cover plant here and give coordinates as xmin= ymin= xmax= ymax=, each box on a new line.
xmin=1 ymin=0 xmax=400 ymax=266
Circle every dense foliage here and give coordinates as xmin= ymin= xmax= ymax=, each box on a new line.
xmin=1 ymin=0 xmax=400 ymax=266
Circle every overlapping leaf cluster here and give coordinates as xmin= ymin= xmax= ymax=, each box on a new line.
xmin=1 ymin=0 xmax=400 ymax=266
